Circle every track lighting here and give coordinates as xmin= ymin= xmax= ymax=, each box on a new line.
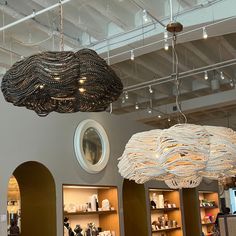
xmin=149 ymin=85 xmax=153 ymax=94
xmin=130 ymin=50 xmax=134 ymax=61
xmin=203 ymin=27 xmax=208 ymax=39
xmin=135 ymin=103 xmax=139 ymax=110
xmin=164 ymin=31 xmax=168 ymax=39
xmin=147 ymin=107 xmax=152 ymax=114
xmin=164 ymin=41 xmax=169 ymax=51
xmin=230 ymin=80 xmax=234 ymax=87
xmin=204 ymin=71 xmax=208 ymax=80
xmin=220 ymin=71 xmax=225 ymax=80
xmin=142 ymin=9 xmax=148 ymax=23
xmin=125 ymin=91 xmax=129 ymax=99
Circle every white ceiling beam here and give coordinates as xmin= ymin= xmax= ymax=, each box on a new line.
xmin=86 ymin=0 xmax=135 ymax=32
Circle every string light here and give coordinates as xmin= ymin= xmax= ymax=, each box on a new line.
xmin=204 ymin=71 xmax=208 ymax=80
xmin=203 ymin=27 xmax=208 ymax=39
xmin=135 ymin=102 xmax=139 ymax=110
xmin=220 ymin=71 xmax=225 ymax=80
xmin=142 ymin=9 xmax=148 ymax=23
xmin=149 ymin=85 xmax=153 ymax=94
xmin=130 ymin=49 xmax=134 ymax=61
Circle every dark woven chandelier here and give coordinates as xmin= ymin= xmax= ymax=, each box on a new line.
xmin=1 ymin=48 xmax=123 ymax=116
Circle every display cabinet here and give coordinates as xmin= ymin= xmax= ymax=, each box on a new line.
xmin=149 ymin=188 xmax=183 ymax=236
xmin=198 ymin=191 xmax=219 ymax=236
xmin=63 ymin=185 xmax=120 ymax=236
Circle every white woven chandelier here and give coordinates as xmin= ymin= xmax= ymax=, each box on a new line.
xmin=118 ymin=124 xmax=236 ymax=188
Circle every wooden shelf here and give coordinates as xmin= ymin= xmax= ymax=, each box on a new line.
xmin=64 ymin=210 xmax=117 ymax=216
xmin=202 ymin=222 xmax=214 ymax=225
xmin=151 ymin=207 xmax=179 ymax=212
xmin=200 ymin=206 xmax=218 ymax=209
xmin=152 ymin=226 xmax=181 ymax=233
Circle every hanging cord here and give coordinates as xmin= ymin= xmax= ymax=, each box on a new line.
xmin=59 ymin=1 xmax=64 ymax=51
xmin=172 ymin=33 xmax=187 ymax=124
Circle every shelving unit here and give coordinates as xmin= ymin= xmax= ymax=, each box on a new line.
xmin=198 ymin=191 xmax=219 ymax=236
xmin=63 ymin=185 xmax=120 ymax=236
xmin=149 ymin=188 xmax=183 ymax=236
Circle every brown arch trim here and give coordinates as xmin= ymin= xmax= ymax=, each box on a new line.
xmin=122 ymin=179 xmax=149 ymax=236
xmin=13 ymin=161 xmax=56 ymax=236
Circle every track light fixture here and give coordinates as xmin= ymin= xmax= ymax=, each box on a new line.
xmin=203 ymin=27 xmax=208 ymax=39
xmin=125 ymin=91 xmax=129 ymax=99
xmin=130 ymin=50 xmax=134 ymax=61
xmin=142 ymin=9 xmax=148 ymax=23
xmin=149 ymin=85 xmax=153 ymax=94
xmin=220 ymin=71 xmax=225 ymax=80
xmin=204 ymin=71 xmax=208 ymax=80
xmin=135 ymin=102 xmax=139 ymax=110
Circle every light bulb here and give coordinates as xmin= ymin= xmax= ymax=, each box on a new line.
xmin=164 ymin=41 xmax=169 ymax=51
xmin=230 ymin=80 xmax=234 ymax=87
xmin=130 ymin=50 xmax=134 ymax=61
xmin=203 ymin=27 xmax=208 ymax=39
xmin=135 ymin=103 xmax=139 ymax=110
xmin=158 ymin=115 xmax=162 ymax=118
xmin=122 ymin=97 xmax=125 ymax=104
xmin=168 ymin=117 xmax=171 ymax=122
xmin=220 ymin=71 xmax=225 ymax=80
xmin=204 ymin=71 xmax=208 ymax=80
xmin=79 ymin=88 xmax=86 ymax=93
xmin=149 ymin=85 xmax=153 ymax=94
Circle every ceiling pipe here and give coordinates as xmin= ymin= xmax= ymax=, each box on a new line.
xmin=0 ymin=0 xmax=72 ymax=32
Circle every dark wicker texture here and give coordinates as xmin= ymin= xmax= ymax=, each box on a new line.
xmin=1 ymin=49 xmax=123 ymax=116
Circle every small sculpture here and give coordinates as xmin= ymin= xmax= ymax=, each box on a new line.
xmin=74 ymin=225 xmax=83 ymax=236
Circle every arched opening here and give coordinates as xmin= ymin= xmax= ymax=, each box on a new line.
xmin=9 ymin=161 xmax=56 ymax=236
xmin=122 ymin=179 xmax=149 ymax=236
xmin=7 ymin=175 xmax=21 ymax=235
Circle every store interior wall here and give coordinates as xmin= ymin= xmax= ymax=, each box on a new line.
xmin=0 ymin=93 xmax=152 ymax=236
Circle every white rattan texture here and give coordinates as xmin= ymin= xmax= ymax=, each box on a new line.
xmin=118 ymin=124 xmax=236 ymax=189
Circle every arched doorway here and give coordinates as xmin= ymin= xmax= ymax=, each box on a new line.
xmin=122 ymin=179 xmax=149 ymax=236
xmin=9 ymin=161 xmax=56 ymax=236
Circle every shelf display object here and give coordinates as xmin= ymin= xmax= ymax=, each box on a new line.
xmin=198 ymin=191 xmax=219 ymax=236
xmin=63 ymin=185 xmax=120 ymax=236
xmin=149 ymin=189 xmax=183 ymax=236
xmin=7 ymin=175 xmax=21 ymax=235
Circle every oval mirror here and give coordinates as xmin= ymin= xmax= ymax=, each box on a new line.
xmin=74 ymin=119 xmax=110 ymax=173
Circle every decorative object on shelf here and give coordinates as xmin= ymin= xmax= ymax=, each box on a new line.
xmin=118 ymin=123 xmax=236 ymax=188
xmin=74 ymin=225 xmax=83 ymax=236
xmin=1 ymin=49 xmax=123 ymax=116
xmin=74 ymin=119 xmax=110 ymax=174
xmin=101 ymin=199 xmax=110 ymax=211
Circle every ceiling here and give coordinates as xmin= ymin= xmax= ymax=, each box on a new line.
xmin=0 ymin=0 xmax=236 ymax=127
